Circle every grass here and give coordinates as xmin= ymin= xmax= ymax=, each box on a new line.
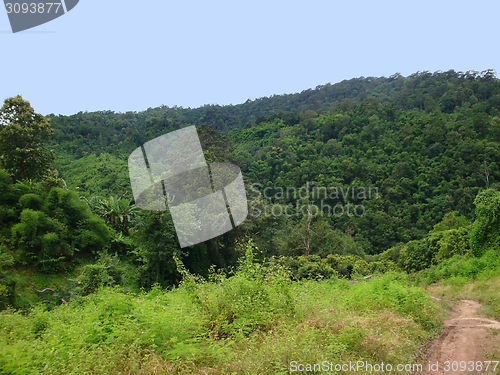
xmin=415 ymin=249 xmax=500 ymax=319
xmin=9 ymin=244 xmax=500 ymax=374
xmin=0 ymin=263 xmax=443 ymax=374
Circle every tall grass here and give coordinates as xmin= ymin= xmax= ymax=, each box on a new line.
xmin=0 ymin=249 xmax=442 ymax=374
xmin=415 ymin=249 xmax=500 ymax=318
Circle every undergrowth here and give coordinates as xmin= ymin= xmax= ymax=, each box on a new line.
xmin=415 ymin=248 xmax=500 ymax=319
xmin=0 ymin=243 xmax=442 ymax=374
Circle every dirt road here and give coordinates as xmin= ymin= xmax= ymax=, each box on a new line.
xmin=422 ymin=299 xmax=500 ymax=374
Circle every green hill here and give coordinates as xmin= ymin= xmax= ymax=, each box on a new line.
xmin=2 ymin=70 xmax=500 ymax=374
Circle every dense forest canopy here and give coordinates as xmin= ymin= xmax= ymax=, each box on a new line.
xmin=47 ymin=69 xmax=498 ymax=152
xmin=46 ymin=69 xmax=500 ymax=248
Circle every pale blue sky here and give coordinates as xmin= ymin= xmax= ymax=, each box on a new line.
xmin=1 ymin=0 xmax=499 ymax=116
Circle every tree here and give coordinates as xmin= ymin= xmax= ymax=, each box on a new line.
xmin=132 ymin=210 xmax=184 ymax=287
xmin=472 ymin=112 xmax=490 ymax=137
xmin=288 ymin=203 xmax=325 ymax=257
xmin=10 ymin=186 xmax=111 ymax=271
xmin=0 ymin=96 xmax=54 ymax=181
xmin=84 ymin=196 xmax=138 ymax=235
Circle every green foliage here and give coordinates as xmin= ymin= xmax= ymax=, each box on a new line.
xmin=401 ymin=239 xmax=433 ymax=272
xmin=3 ymin=71 xmax=500 ymax=312
xmin=277 ymin=253 xmax=396 ymax=281
xmin=429 ymin=226 xmax=471 ymax=263
xmin=323 ymin=253 xmax=397 ymax=278
xmin=75 ymin=251 xmax=137 ymax=295
xmin=18 ymin=193 xmax=43 ymax=210
xmin=131 ymin=210 xmax=184 ymax=287
xmin=84 ymin=195 xmax=138 ymax=235
xmin=0 ymin=170 xmax=111 ymax=272
xmin=0 ymin=95 xmax=55 ymax=181
xmin=230 ymin=72 xmax=500 ymax=256
xmin=0 ymin=266 xmax=440 ymax=374
xmin=4 ymin=71 xmax=500 ymax=372
xmin=197 ymin=123 xmax=234 ymax=162
xmin=416 ymin=249 xmax=500 ymax=286
xmin=377 ymin=244 xmax=405 ymax=266
xmin=399 ymin=227 xmax=472 ymax=273
xmin=470 ymin=188 xmax=500 ymax=256
xmin=0 ymin=285 xmax=208 ymax=374
xmin=11 ymin=208 xmax=71 ymax=269
xmin=74 ymin=216 xmax=111 ymax=255
xmin=30 ymin=70 xmax=500 ymax=276
xmin=57 ymin=153 xmax=131 ymax=198
xmin=378 ymin=211 xmax=471 ymax=273
xmin=296 ymin=256 xmax=338 ymax=280
xmin=280 ymin=255 xmax=338 ymax=280
xmin=0 ymin=246 xmax=14 ymax=308
xmin=177 ymin=240 xmax=295 ymax=338
xmin=431 ymin=210 xmax=469 ymax=232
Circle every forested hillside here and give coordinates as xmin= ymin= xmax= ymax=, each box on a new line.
xmin=46 ymin=69 xmax=500 ymax=258
xmin=0 ymin=69 xmax=498 ymax=286
xmin=2 ymin=69 xmax=500 ymax=374
xmin=47 ymin=70 xmax=498 ymax=159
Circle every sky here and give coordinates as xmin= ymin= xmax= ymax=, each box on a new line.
xmin=1 ymin=0 xmax=500 ymax=116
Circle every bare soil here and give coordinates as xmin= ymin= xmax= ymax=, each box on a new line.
xmin=421 ymin=299 xmax=500 ymax=374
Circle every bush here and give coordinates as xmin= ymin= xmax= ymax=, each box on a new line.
xmin=417 ymin=249 xmax=500 ymax=285
xmin=0 ymin=256 xmax=442 ymax=374
xmin=470 ymin=189 xmax=500 ymax=257
xmin=75 ymin=252 xmax=138 ymax=296
xmin=279 ymin=255 xmax=338 ymax=280
xmin=324 ymin=254 xmax=366 ymax=278
xmin=1 ymin=175 xmax=111 ymax=272
xmin=377 ymin=212 xmax=471 ymax=273
xmin=177 ymin=241 xmax=295 ymax=338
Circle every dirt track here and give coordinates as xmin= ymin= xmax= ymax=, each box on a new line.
xmin=422 ymin=299 xmax=500 ymax=374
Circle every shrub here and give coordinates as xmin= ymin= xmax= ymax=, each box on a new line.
xmin=75 ymin=252 xmax=137 ymax=295
xmin=470 ymin=189 xmax=500 ymax=257
xmin=177 ymin=241 xmax=295 ymax=338
xmin=280 ymin=255 xmax=338 ymax=280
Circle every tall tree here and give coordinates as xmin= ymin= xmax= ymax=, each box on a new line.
xmin=0 ymin=96 xmax=54 ymax=180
